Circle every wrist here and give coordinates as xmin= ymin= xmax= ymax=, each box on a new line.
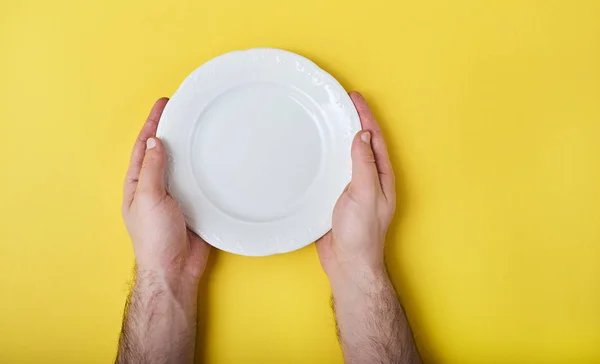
xmin=327 ymin=261 xmax=389 ymax=297
xmin=134 ymin=268 xmax=199 ymax=312
xmin=135 ymin=257 xmax=202 ymax=286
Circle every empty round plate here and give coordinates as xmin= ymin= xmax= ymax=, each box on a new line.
xmin=157 ymin=48 xmax=360 ymax=256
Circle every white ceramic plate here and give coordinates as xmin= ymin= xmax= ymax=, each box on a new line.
xmin=157 ymin=48 xmax=360 ymax=256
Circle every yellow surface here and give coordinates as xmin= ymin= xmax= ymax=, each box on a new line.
xmin=1 ymin=0 xmax=599 ymax=363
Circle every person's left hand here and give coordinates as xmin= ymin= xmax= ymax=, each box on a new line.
xmin=122 ymin=98 xmax=210 ymax=286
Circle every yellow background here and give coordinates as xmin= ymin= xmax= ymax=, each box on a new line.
xmin=1 ymin=0 xmax=599 ymax=363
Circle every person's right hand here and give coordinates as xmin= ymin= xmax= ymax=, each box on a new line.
xmin=315 ymin=92 xmax=396 ymax=281
xmin=315 ymin=93 xmax=421 ymax=364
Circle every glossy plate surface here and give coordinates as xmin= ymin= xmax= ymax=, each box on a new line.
xmin=157 ymin=48 xmax=360 ymax=256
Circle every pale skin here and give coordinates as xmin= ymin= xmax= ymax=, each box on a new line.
xmin=116 ymin=92 xmax=421 ymax=364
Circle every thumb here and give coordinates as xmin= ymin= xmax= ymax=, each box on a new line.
xmin=350 ymin=130 xmax=379 ymax=192
xmin=137 ymin=137 xmax=167 ymax=197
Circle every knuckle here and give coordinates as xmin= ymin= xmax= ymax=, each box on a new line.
xmin=362 ymin=152 xmax=376 ymax=164
xmin=133 ymin=190 xmax=164 ymax=209
xmin=142 ymin=153 xmax=163 ymax=170
xmin=347 ymin=183 xmax=377 ymax=202
xmin=136 ymin=185 xmax=159 ymax=198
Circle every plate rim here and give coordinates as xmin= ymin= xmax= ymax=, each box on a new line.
xmin=157 ymin=48 xmax=360 ymax=256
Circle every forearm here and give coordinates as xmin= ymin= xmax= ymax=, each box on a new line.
xmin=116 ymin=270 xmax=199 ymax=364
xmin=329 ymin=266 xmax=421 ymax=364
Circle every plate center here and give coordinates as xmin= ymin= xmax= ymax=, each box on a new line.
xmin=191 ymin=82 xmax=324 ymax=222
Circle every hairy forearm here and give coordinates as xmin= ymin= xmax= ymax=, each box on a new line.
xmin=329 ymin=266 xmax=421 ymax=364
xmin=116 ymin=270 xmax=199 ymax=364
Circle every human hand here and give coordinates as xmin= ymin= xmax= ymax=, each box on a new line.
xmin=316 ymin=92 xmax=396 ymax=281
xmin=122 ymin=98 xmax=211 ymax=286
xmin=314 ymin=94 xmax=420 ymax=364
xmin=117 ymin=99 xmax=210 ymax=364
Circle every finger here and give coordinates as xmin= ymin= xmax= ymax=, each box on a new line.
xmin=349 ymin=92 xmax=396 ymax=201
xmin=123 ymin=98 xmax=169 ymax=209
xmin=350 ymin=130 xmax=380 ymax=193
xmin=314 ymin=231 xmax=333 ymax=265
xmin=188 ymin=230 xmax=211 ymax=268
xmin=136 ymin=137 xmax=167 ymax=198
xmin=188 ymin=229 xmax=208 ymax=250
xmin=314 ymin=230 xmax=332 ymax=248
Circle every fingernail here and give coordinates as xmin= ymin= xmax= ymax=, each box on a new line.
xmin=361 ymin=131 xmax=371 ymax=143
xmin=146 ymin=138 xmax=156 ymax=150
